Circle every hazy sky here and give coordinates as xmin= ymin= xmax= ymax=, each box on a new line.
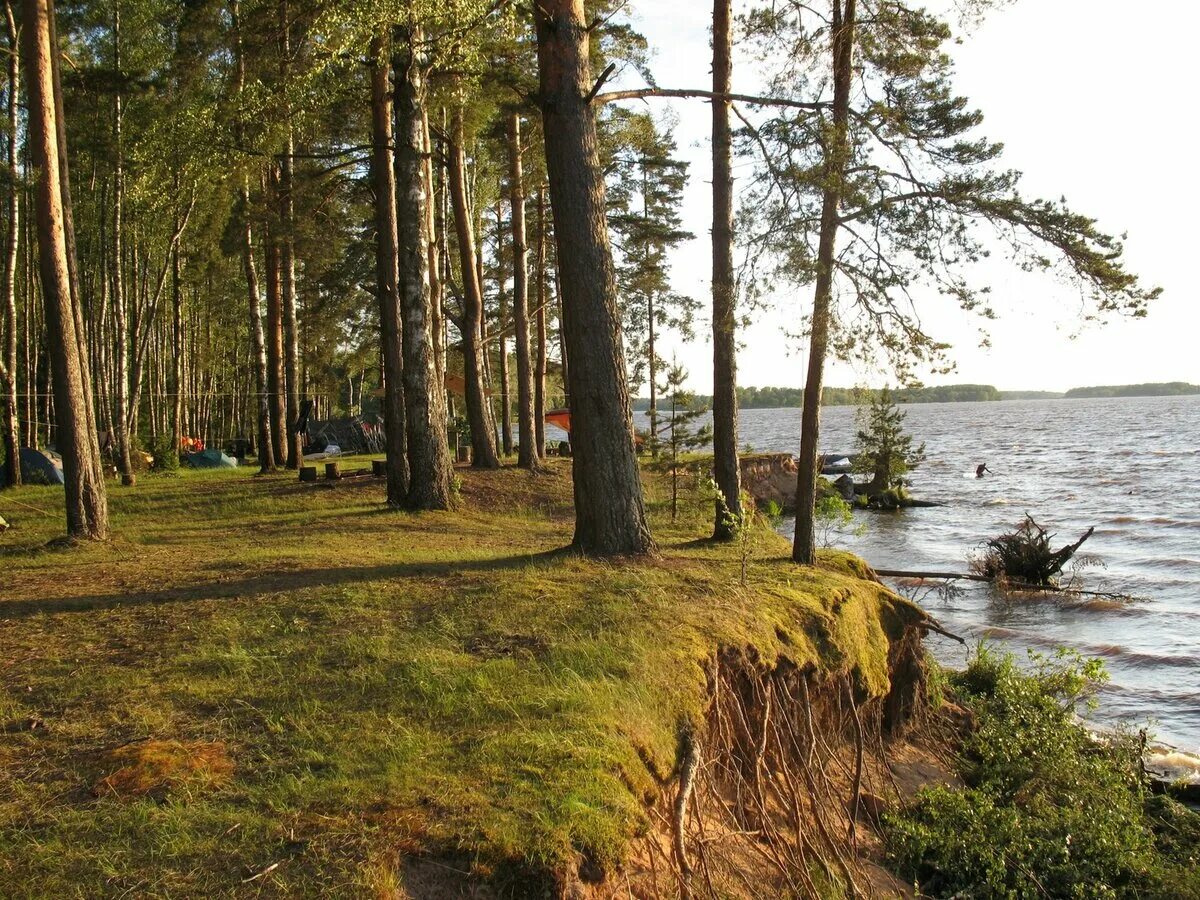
xmin=606 ymin=0 xmax=1199 ymax=393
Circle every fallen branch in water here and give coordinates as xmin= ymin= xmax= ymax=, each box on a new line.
xmin=874 ymin=567 xmax=1141 ymax=605
xmin=875 ymin=568 xmax=989 ymax=582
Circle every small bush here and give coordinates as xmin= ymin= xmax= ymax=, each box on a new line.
xmin=885 ymin=647 xmax=1200 ymax=898
xmin=148 ymin=434 xmax=180 ymax=472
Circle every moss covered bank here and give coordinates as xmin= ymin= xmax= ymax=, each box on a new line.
xmin=1 ymin=460 xmax=945 ymax=896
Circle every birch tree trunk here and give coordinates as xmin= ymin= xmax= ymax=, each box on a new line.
xmin=110 ymin=0 xmax=134 ymax=482
xmin=22 ymin=0 xmax=107 ymax=538
xmin=533 ymin=0 xmax=652 ymax=555
xmin=264 ymin=211 xmax=286 ymax=462
xmin=1 ymin=0 xmax=19 ymax=486
xmin=278 ymin=0 xmax=301 ymax=469
xmin=533 ymin=187 xmax=547 ymax=458
xmin=494 ymin=199 xmax=512 ymax=456
xmin=793 ymin=0 xmax=856 ymax=565
xmin=394 ymin=24 xmax=452 ymax=509
xmin=507 ymin=113 xmax=536 ymax=469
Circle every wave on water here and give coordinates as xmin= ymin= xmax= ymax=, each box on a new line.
xmin=1145 ymin=747 xmax=1200 ymax=785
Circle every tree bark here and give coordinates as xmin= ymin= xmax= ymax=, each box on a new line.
xmin=494 ymin=199 xmax=512 ymax=456
xmin=793 ymin=0 xmax=856 ymax=565
xmin=22 ymin=0 xmax=107 ymax=538
xmin=446 ymin=106 xmax=498 ymax=468
xmin=1 ymin=0 xmax=19 ymax=486
xmin=421 ymin=109 xmax=444 ymax=391
xmin=264 ymin=207 xmax=286 ymax=462
xmin=110 ymin=0 xmax=133 ymax=479
xmin=533 ymin=186 xmax=547 ymax=457
xmin=278 ymin=0 xmax=301 ymax=469
xmin=240 ymin=200 xmax=274 ymax=472
xmin=371 ymin=35 xmax=409 ymax=504
xmin=533 ymin=0 xmax=652 ymax=555
xmin=394 ymin=24 xmax=452 ymax=510
xmin=171 ymin=240 xmax=184 ymax=454
xmin=507 ymin=113 xmax=536 ymax=469
xmin=711 ymin=0 xmax=742 ymax=539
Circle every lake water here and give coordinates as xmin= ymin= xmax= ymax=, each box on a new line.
xmin=636 ymin=397 xmax=1200 ymax=762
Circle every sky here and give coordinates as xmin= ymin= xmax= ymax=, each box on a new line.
xmin=605 ymin=0 xmax=1200 ymax=394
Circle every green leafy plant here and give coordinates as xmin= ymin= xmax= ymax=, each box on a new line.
xmin=813 ymin=493 xmax=864 ymax=548
xmin=148 ymin=434 xmax=180 ymax=472
xmin=885 ymin=646 xmax=1200 ymax=898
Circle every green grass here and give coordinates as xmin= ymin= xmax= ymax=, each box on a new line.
xmin=0 ymin=459 xmax=920 ymax=896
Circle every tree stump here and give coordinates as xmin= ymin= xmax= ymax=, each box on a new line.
xmin=299 ymin=466 xmax=317 ymax=482
xmin=456 ymin=445 xmax=470 ymax=464
xmin=325 ymin=462 xmax=341 ymax=480
xmin=120 ymin=473 xmax=136 ymax=487
xmin=372 ymin=459 xmax=387 ymax=477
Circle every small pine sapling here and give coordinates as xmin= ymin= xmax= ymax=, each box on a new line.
xmin=652 ymin=361 xmax=712 ymax=520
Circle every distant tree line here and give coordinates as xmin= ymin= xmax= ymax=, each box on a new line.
xmin=635 ymin=384 xmax=1004 ymax=409
xmin=633 ymin=382 xmax=1196 ymax=410
xmin=1063 ymin=382 xmax=1199 ymax=398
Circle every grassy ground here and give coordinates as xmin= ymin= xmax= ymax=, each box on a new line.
xmin=0 ymin=458 xmax=918 ymax=896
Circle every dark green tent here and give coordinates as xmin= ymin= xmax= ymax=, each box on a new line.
xmin=187 ymin=449 xmax=238 ymax=469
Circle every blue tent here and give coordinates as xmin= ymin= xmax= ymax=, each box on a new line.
xmin=188 ymin=449 xmax=238 ymax=469
xmin=5 ymin=448 xmax=65 ymax=485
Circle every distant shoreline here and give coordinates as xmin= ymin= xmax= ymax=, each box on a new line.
xmin=633 ymin=382 xmax=1200 ymax=411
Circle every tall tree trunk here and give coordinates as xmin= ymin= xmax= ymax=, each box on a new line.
xmin=264 ymin=211 xmax=286 ymax=462
xmin=1 ymin=0 xmax=19 ymax=486
xmin=533 ymin=186 xmax=547 ymax=457
xmin=394 ymin=24 xmax=452 ymax=510
xmin=494 ymin=199 xmax=512 ymax=456
xmin=278 ymin=0 xmax=301 ymax=469
xmin=711 ymin=0 xmax=741 ymax=538
xmin=421 ymin=109 xmax=445 ymax=391
xmin=371 ymin=35 xmax=409 ymax=504
xmin=241 ymin=202 xmax=273 ymax=472
xmin=793 ymin=0 xmax=856 ymax=565
xmin=446 ymin=106 xmax=498 ymax=468
xmin=110 ymin=0 xmax=133 ymax=481
xmin=171 ymin=241 xmax=184 ymax=455
xmin=232 ymin=0 xmax=273 ymax=472
xmin=508 ymin=112 xmax=536 ymax=469
xmin=533 ymin=0 xmax=652 ymax=555
xmin=45 ymin=0 xmax=105 ymax=504
xmin=22 ymin=0 xmax=107 ymax=538
xmin=647 ymin=292 xmax=656 ymax=450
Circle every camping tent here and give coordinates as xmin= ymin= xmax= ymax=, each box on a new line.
xmin=5 ymin=448 xmax=66 ymax=485
xmin=187 ymin=449 xmax=238 ymax=469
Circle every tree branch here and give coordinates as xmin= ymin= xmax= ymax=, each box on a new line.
xmin=594 ymin=87 xmax=828 ymax=112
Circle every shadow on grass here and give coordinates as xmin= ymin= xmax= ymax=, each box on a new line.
xmin=0 ymin=547 xmax=577 ymax=619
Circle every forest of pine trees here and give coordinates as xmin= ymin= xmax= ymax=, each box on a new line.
xmin=0 ymin=0 xmax=1157 ymax=554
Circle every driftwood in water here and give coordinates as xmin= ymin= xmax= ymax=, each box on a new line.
xmin=875 ymin=568 xmax=990 ymax=582
xmin=973 ymin=515 xmax=1094 ymax=586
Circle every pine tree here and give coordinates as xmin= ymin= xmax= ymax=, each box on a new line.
xmin=853 ymin=387 xmax=924 ymax=498
xmin=652 ymin=361 xmax=711 ymax=521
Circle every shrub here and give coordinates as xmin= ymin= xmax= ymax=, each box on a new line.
xmin=148 ymin=434 xmax=180 ymax=472
xmin=885 ymin=647 xmax=1200 ymax=898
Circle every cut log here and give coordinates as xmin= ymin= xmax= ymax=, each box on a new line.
xmin=299 ymin=465 xmax=317 ymax=482
xmin=372 ymin=459 xmax=387 ymax=477
xmin=325 ymin=462 xmax=340 ymax=480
